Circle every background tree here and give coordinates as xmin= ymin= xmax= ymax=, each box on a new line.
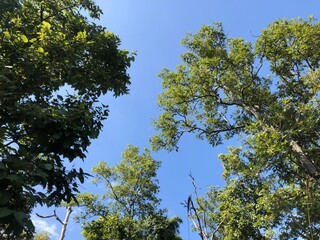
xmin=34 ymin=231 xmax=51 ymax=240
xmin=0 ymin=0 xmax=134 ymax=237
xmin=76 ymin=145 xmax=182 ymax=240
xmin=152 ymin=18 xmax=320 ymax=238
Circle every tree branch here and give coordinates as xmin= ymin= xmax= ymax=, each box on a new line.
xmin=36 ymin=207 xmax=73 ymax=240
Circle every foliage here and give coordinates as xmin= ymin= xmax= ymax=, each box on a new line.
xmin=34 ymin=231 xmax=51 ymax=240
xmin=0 ymin=0 xmax=134 ymax=237
xmin=76 ymin=145 xmax=182 ymax=240
xmin=152 ymin=18 xmax=320 ymax=238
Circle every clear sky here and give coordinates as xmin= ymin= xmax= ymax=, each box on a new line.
xmin=32 ymin=1 xmax=320 ymax=239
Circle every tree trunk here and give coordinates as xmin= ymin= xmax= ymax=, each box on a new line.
xmin=59 ymin=206 xmax=72 ymax=240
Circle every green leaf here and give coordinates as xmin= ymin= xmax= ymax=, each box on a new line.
xmin=0 ymin=208 xmax=13 ymax=218
xmin=3 ymin=31 xmax=10 ymax=39
xmin=0 ymin=190 xmax=12 ymax=204
xmin=0 ymin=170 xmax=7 ymax=179
xmin=34 ymin=170 xmax=49 ymax=179
xmin=5 ymin=174 xmax=24 ymax=185
xmin=14 ymin=211 xmax=26 ymax=226
xmin=37 ymin=47 xmax=45 ymax=53
xmin=42 ymin=163 xmax=53 ymax=171
xmin=20 ymin=34 xmax=28 ymax=43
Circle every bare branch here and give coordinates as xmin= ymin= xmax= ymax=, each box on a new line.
xmin=36 ymin=207 xmax=73 ymax=240
xmin=36 ymin=210 xmax=63 ymax=225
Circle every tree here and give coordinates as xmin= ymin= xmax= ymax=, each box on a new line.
xmin=0 ymin=0 xmax=134 ymax=237
xmin=152 ymin=18 xmax=320 ymax=238
xmin=76 ymin=145 xmax=182 ymax=240
xmin=34 ymin=231 xmax=51 ymax=240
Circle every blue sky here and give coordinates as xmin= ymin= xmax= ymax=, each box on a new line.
xmin=32 ymin=1 xmax=320 ymax=239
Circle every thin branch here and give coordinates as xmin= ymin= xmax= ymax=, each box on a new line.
xmin=36 ymin=210 xmax=63 ymax=225
xmin=37 ymin=207 xmax=73 ymax=240
xmin=102 ymin=176 xmax=132 ymax=215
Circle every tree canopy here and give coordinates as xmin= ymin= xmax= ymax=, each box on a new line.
xmin=0 ymin=0 xmax=134 ymax=237
xmin=34 ymin=231 xmax=51 ymax=240
xmin=76 ymin=145 xmax=182 ymax=240
xmin=152 ymin=18 xmax=320 ymax=238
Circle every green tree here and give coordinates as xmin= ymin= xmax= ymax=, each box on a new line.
xmin=0 ymin=0 xmax=134 ymax=237
xmin=152 ymin=18 xmax=320 ymax=238
xmin=76 ymin=145 xmax=182 ymax=240
xmin=34 ymin=231 xmax=51 ymax=240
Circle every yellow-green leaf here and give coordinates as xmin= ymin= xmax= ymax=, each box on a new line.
xmin=21 ymin=35 xmax=28 ymax=43
xmin=42 ymin=21 xmax=51 ymax=29
xmin=3 ymin=31 xmax=10 ymax=39
xmin=29 ymin=38 xmax=37 ymax=43
xmin=38 ymin=47 xmax=45 ymax=53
